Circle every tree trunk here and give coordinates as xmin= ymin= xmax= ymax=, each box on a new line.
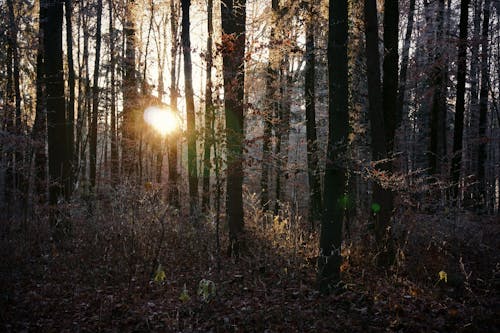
xmin=363 ymin=0 xmax=393 ymax=253
xmin=305 ymin=0 xmax=322 ymax=227
xmin=90 ymin=0 xmax=103 ymax=188
xmin=33 ymin=3 xmax=47 ymax=203
xmin=397 ymin=0 xmax=416 ymax=124
xmin=109 ymin=0 xmax=118 ymax=184
xmin=65 ymin=0 xmax=75 ymax=194
xmin=122 ymin=0 xmax=138 ymax=177
xmin=202 ymin=0 xmax=214 ymax=212
xmin=181 ymin=0 xmax=199 ymax=214
xmin=42 ymin=0 xmax=69 ymax=228
xmin=221 ymin=0 xmax=246 ymax=256
xmin=451 ymin=0 xmax=470 ymax=201
xmin=478 ymin=0 xmax=491 ymax=209
xmin=168 ymin=0 xmax=180 ymax=207
xmin=318 ymin=0 xmax=349 ymax=293
xmin=261 ymin=0 xmax=279 ymax=212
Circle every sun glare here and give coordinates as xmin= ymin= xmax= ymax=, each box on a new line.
xmin=144 ymin=106 xmax=179 ymax=136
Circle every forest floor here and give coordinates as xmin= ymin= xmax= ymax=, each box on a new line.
xmin=1 ymin=189 xmax=499 ymax=332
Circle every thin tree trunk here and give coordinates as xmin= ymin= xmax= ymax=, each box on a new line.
xmin=261 ymin=0 xmax=279 ymax=211
xmin=478 ymin=0 xmax=491 ymax=208
xmin=181 ymin=0 xmax=198 ymax=214
xmin=397 ymin=0 xmax=416 ymax=124
xmin=109 ymin=0 xmax=118 ymax=183
xmin=305 ymin=0 xmax=322 ymax=227
xmin=202 ymin=0 xmax=214 ymax=212
xmin=33 ymin=3 xmax=47 ymax=203
xmin=122 ymin=0 xmax=138 ymax=177
xmin=65 ymin=0 xmax=75 ymax=194
xmin=168 ymin=0 xmax=180 ymax=207
xmin=451 ymin=0 xmax=470 ymax=201
xmin=90 ymin=0 xmax=103 ymax=188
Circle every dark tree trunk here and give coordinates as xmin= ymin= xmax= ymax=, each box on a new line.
xmin=65 ymin=0 xmax=75 ymax=194
xmin=168 ymin=0 xmax=179 ymax=207
xmin=363 ymin=0 xmax=394 ymax=253
xmin=202 ymin=0 xmax=214 ymax=212
xmin=451 ymin=0 xmax=470 ymax=201
xmin=109 ymin=0 xmax=118 ymax=184
xmin=42 ymin=0 xmax=69 ymax=227
xmin=318 ymin=0 xmax=349 ymax=293
xmin=33 ymin=3 xmax=47 ymax=203
xmin=181 ymin=0 xmax=199 ymax=214
xmin=90 ymin=0 xmax=103 ymax=188
xmin=221 ymin=0 xmax=246 ymax=256
xmin=429 ymin=0 xmax=447 ymax=176
xmin=122 ymin=0 xmax=138 ymax=177
xmin=305 ymin=0 xmax=322 ymax=227
xmin=478 ymin=0 xmax=491 ymax=208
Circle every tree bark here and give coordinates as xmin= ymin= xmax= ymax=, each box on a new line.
xmin=65 ymin=0 xmax=76 ymax=194
xmin=451 ymin=0 xmax=470 ymax=201
xmin=109 ymin=0 xmax=118 ymax=184
xmin=318 ymin=0 xmax=349 ymax=293
xmin=122 ymin=0 xmax=138 ymax=178
xmin=478 ymin=0 xmax=491 ymax=208
xmin=42 ymin=0 xmax=69 ymax=227
xmin=168 ymin=0 xmax=180 ymax=207
xmin=221 ymin=0 xmax=246 ymax=256
xmin=202 ymin=0 xmax=214 ymax=212
xmin=305 ymin=0 xmax=322 ymax=227
xmin=181 ymin=0 xmax=199 ymax=214
xmin=90 ymin=0 xmax=103 ymax=188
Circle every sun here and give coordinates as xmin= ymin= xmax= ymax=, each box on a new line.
xmin=144 ymin=106 xmax=179 ymax=136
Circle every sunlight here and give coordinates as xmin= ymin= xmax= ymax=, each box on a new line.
xmin=143 ymin=106 xmax=179 ymax=136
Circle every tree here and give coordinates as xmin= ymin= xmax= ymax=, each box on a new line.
xmin=260 ymin=0 xmax=279 ymax=212
xmin=451 ymin=0 xmax=470 ymax=201
xmin=89 ymin=0 xmax=103 ymax=188
xmin=122 ymin=0 xmax=138 ymax=177
xmin=181 ymin=0 xmax=198 ymax=214
xmin=305 ymin=0 xmax=322 ymax=227
xmin=109 ymin=0 xmax=118 ymax=183
xmin=42 ymin=0 xmax=70 ymax=227
xmin=221 ymin=0 xmax=246 ymax=255
xmin=168 ymin=0 xmax=180 ymax=207
xmin=65 ymin=0 xmax=76 ymax=192
xmin=202 ymin=0 xmax=214 ymax=212
xmin=477 ymin=0 xmax=491 ymax=208
xmin=318 ymin=0 xmax=349 ymax=292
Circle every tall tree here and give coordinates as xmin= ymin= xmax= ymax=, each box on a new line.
xmin=451 ymin=0 xmax=470 ymax=201
xmin=305 ymin=0 xmax=322 ymax=227
xmin=33 ymin=2 xmax=47 ymax=203
xmin=65 ymin=0 xmax=76 ymax=192
xmin=168 ymin=0 xmax=180 ymax=207
xmin=109 ymin=0 xmax=118 ymax=183
xmin=202 ymin=0 xmax=214 ymax=212
xmin=477 ymin=0 xmax=491 ymax=208
xmin=318 ymin=0 xmax=349 ymax=292
xmin=221 ymin=0 xmax=246 ymax=255
xmin=90 ymin=0 xmax=103 ymax=188
xmin=42 ymin=0 xmax=69 ymax=226
xmin=397 ymin=0 xmax=416 ymax=123
xmin=181 ymin=0 xmax=198 ymax=214
xmin=122 ymin=0 xmax=138 ymax=177
xmin=260 ymin=0 xmax=279 ymax=211
xmin=429 ymin=0 xmax=447 ymax=176
xmin=363 ymin=0 xmax=392 ymax=249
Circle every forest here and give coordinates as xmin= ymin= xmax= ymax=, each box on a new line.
xmin=0 ymin=0 xmax=499 ymax=331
